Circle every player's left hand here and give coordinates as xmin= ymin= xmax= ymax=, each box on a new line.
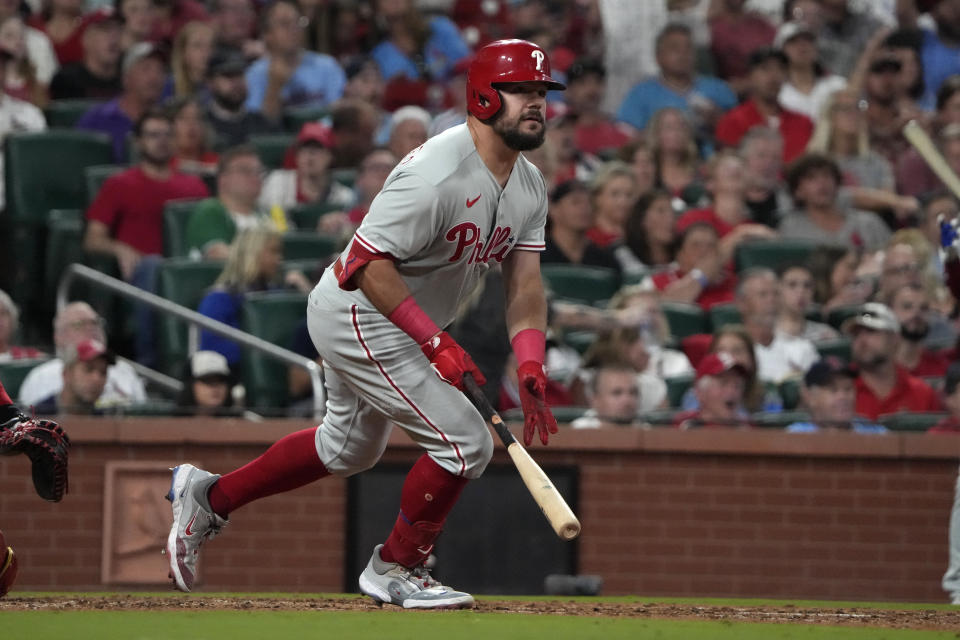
xmin=516 ymin=361 xmax=558 ymax=446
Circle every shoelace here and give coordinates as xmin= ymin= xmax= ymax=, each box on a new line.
xmin=410 ymin=565 xmax=441 ymax=589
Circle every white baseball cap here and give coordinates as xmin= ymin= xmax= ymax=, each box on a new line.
xmin=774 ymin=21 xmax=816 ymax=49
xmin=191 ymin=351 xmax=230 ymax=379
xmin=843 ymin=303 xmax=901 ymax=334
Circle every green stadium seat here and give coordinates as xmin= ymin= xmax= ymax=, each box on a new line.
xmin=282 ymin=106 xmax=328 ymax=133
xmin=622 ymin=266 xmax=651 ymax=286
xmin=0 ymin=358 xmax=50 ymax=399
xmin=156 ymin=259 xmax=225 ymax=376
xmin=45 ymin=209 xmax=84 ymax=294
xmin=779 ymin=378 xmax=802 ymax=411
xmin=282 ymin=231 xmax=339 ymax=261
xmin=4 ymin=130 xmax=114 ymax=337
xmin=816 ymin=338 xmax=851 ymax=361
xmin=826 ymin=304 xmax=864 ymax=331
xmin=288 ymin=201 xmax=345 ymax=230
xmin=709 ymin=303 xmax=742 ymax=331
xmin=661 ymin=302 xmax=707 ymax=340
xmin=331 ymin=168 xmax=358 ymax=189
xmin=753 ymin=410 xmax=811 ymax=428
xmin=735 ymin=240 xmax=818 ymax=273
xmin=563 ymin=330 xmax=596 ymax=355
xmin=85 ymin=164 xmax=125 ymax=205
xmin=540 ymin=264 xmax=619 ymax=306
xmin=640 ymin=409 xmax=678 ymax=427
xmin=162 ymin=199 xmax=203 ymax=258
xmin=241 ymin=291 xmax=308 ymax=411
xmin=249 ymin=134 xmax=295 ymax=169
xmin=118 ymin=400 xmax=180 ymax=416
xmin=44 ymin=99 xmax=105 ymax=128
xmin=505 ymin=406 xmax=589 ymax=424
xmin=879 ymin=412 xmax=948 ymax=432
xmin=665 ymin=375 xmax=694 ymax=408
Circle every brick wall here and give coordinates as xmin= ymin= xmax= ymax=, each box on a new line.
xmin=1 ymin=418 xmax=958 ymax=602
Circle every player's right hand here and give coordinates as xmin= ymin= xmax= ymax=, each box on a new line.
xmin=420 ymin=331 xmax=486 ymax=391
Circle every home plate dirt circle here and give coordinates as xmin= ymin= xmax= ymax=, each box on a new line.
xmin=1 ymin=596 xmax=959 ymax=630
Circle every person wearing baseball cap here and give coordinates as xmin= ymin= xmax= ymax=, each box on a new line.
xmin=33 ymin=339 xmax=115 ymax=415
xmin=673 ymin=352 xmax=750 ymax=429
xmin=205 ymin=47 xmax=279 ymax=149
xmin=786 ymin=357 xmax=886 ymax=433
xmin=176 ymin=351 xmax=236 ymax=416
xmin=258 ymin=121 xmax=355 ymax=213
xmin=846 ymin=302 xmax=941 ymax=420
xmin=541 ymin=179 xmax=622 ymax=274
xmin=775 ymin=21 xmax=847 ymax=120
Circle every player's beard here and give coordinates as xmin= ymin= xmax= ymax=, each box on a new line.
xmin=493 ymin=111 xmax=546 ymax=151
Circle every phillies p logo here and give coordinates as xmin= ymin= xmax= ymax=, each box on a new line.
xmin=531 ymin=50 xmax=544 ymax=71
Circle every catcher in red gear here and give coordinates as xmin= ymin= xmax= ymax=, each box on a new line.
xmin=0 ymin=380 xmax=70 ymax=598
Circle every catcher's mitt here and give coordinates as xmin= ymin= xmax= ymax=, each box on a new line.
xmin=0 ymin=412 xmax=70 ymax=502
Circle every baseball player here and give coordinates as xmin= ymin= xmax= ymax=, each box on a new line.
xmin=165 ymin=39 xmax=563 ymax=609
xmin=0 ymin=379 xmax=71 ymax=598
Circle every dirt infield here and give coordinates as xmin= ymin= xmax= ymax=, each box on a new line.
xmin=2 ymin=595 xmax=959 ymax=631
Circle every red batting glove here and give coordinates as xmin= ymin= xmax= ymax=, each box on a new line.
xmin=420 ymin=331 xmax=486 ymax=390
xmin=517 ymin=360 xmax=558 ymax=446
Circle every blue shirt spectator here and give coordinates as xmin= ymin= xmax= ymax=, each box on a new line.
xmin=616 ymin=23 xmax=736 ymax=132
xmin=197 ymin=290 xmax=245 ymax=367
xmin=786 ymin=420 xmax=888 ymax=434
xmin=371 ymin=15 xmax=469 ymax=83
xmin=245 ymin=52 xmax=346 ymax=112
xmin=617 ymin=76 xmax=737 ymax=132
xmin=921 ymin=28 xmax=960 ymax=109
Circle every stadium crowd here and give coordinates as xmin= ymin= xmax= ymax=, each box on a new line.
xmin=0 ymin=0 xmax=959 ymax=434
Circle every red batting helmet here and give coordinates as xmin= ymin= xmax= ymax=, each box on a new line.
xmin=466 ymin=39 xmax=566 ymax=120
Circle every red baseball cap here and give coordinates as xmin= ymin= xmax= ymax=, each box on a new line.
xmin=295 ymin=122 xmax=333 ymax=148
xmin=63 ymin=339 xmax=115 ymax=366
xmin=695 ymin=352 xmax=747 ymax=381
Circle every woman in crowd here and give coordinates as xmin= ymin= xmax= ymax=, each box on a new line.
xmin=585 ymin=161 xmax=637 ymax=248
xmin=197 ymin=226 xmax=312 ymax=372
xmin=169 ymin=20 xmax=214 ymax=100
xmin=0 ymin=15 xmax=45 ymax=106
xmin=647 ymin=107 xmax=705 ymax=208
xmin=623 ymin=188 xmax=677 ymax=269
xmin=806 ymin=88 xmax=918 ymax=222
xmin=616 ymin=140 xmax=657 ymax=200
xmin=807 ymin=245 xmax=874 ymax=315
xmin=175 ymin=350 xmax=238 ymax=416
xmin=167 ymin=96 xmax=218 ymax=176
xmin=28 ymin=0 xmax=85 ymax=65
xmin=607 ymin=286 xmax=694 ymax=378
xmin=682 ymin=325 xmax=775 ymax=413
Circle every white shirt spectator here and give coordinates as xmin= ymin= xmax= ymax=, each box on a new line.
xmin=754 ymin=331 xmax=819 ymax=383
xmin=0 ymin=94 xmax=46 ymax=208
xmin=19 ymin=358 xmax=147 ymax=408
xmin=779 ymin=75 xmax=847 ymax=120
xmin=25 ymin=26 xmax=58 ymax=85
xmin=646 ymin=344 xmax=694 ymax=378
xmin=257 ymin=170 xmax=355 ymax=213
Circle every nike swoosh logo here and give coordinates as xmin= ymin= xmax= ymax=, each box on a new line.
xmin=466 ymin=195 xmax=481 ymax=208
xmin=184 ymin=513 xmax=198 ymax=536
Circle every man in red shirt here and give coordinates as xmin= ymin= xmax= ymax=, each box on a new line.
xmin=715 ymin=47 xmax=813 ymax=164
xmin=847 ymin=303 xmax=941 ymax=420
xmin=648 ymin=221 xmax=737 ymax=310
xmin=84 ymin=108 xmax=209 ymax=366
xmin=673 ymin=352 xmax=749 ymax=429
xmin=564 ymin=57 xmax=631 ymax=157
xmin=888 ymin=283 xmax=950 ymax=377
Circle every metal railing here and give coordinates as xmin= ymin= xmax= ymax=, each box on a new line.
xmin=57 ymin=263 xmax=325 ymax=418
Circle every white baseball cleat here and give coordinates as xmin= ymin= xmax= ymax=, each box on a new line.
xmin=358 ymin=544 xmax=474 ymax=609
xmin=164 ymin=464 xmax=227 ymax=592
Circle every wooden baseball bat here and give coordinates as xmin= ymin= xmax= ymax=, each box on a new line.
xmin=903 ymin=120 xmax=960 ymax=200
xmin=462 ymin=373 xmax=581 ymax=541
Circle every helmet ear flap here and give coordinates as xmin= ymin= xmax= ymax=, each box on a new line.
xmin=469 ymin=85 xmax=501 ymax=120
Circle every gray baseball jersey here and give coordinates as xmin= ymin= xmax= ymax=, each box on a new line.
xmin=308 ymin=123 xmax=549 ymax=479
xmin=330 ymin=123 xmax=547 ymax=328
